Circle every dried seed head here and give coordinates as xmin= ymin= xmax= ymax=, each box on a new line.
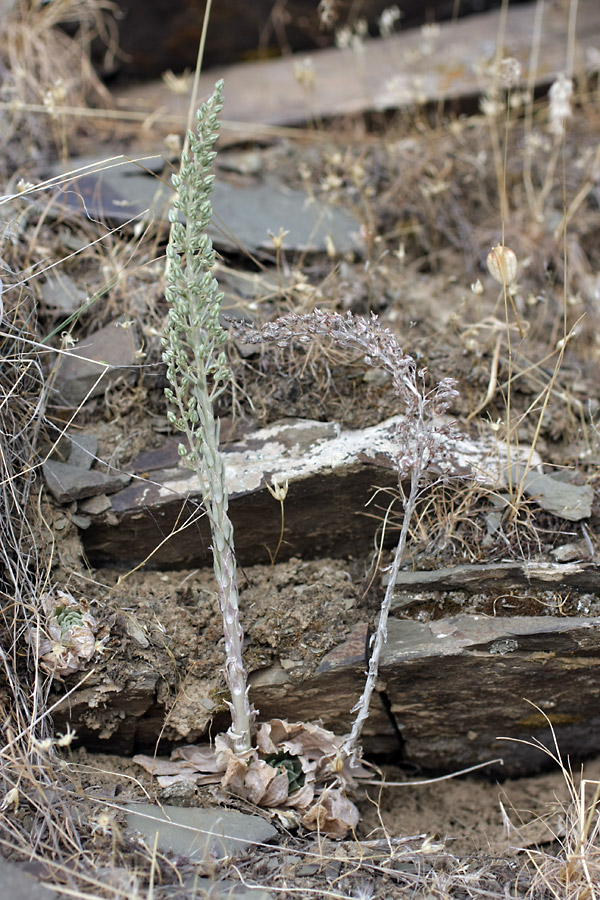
xmin=318 ymin=0 xmax=339 ymax=29
xmin=497 ymin=57 xmax=521 ymax=88
xmin=164 ymin=133 xmax=181 ymax=155
xmin=293 ymin=57 xmax=316 ymax=90
xmin=486 ymin=244 xmax=518 ymax=287
xmin=548 ymin=73 xmax=573 ymax=136
xmin=266 ymin=476 xmax=288 ymax=502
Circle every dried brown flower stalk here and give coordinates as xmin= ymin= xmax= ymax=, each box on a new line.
xmin=231 ymin=308 xmax=460 ymax=762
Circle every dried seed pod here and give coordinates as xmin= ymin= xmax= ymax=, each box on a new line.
xmin=486 ymin=244 xmax=518 ymax=287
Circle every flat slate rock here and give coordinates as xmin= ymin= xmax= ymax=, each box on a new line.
xmin=388 ymin=560 xmax=600 ymax=597
xmin=112 ymin=1 xmax=599 ymax=132
xmin=252 ymin=613 xmax=600 ymax=774
xmin=124 ymin=803 xmax=277 ymax=861
xmin=80 ymin=415 xmax=509 ymax=568
xmin=0 ymin=857 xmax=59 ymax=900
xmin=512 ymin=464 xmax=593 ymax=521
xmin=43 ymin=459 xmax=130 ymax=504
xmin=51 ymin=318 xmax=140 ymax=408
xmin=50 ymin=158 xmax=361 ymax=256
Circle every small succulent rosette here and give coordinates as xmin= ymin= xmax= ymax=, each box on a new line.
xmin=134 ymin=718 xmax=371 ymax=838
xmin=29 ymin=590 xmax=100 ymax=677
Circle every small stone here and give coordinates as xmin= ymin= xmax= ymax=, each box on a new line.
xmin=279 ymin=658 xmax=298 ymax=671
xmin=40 ymin=271 xmax=86 ymax=313
xmin=123 ymin=803 xmax=277 ymax=862
xmin=0 ymin=857 xmax=59 ymax=900
xmin=182 ymin=876 xmax=271 ymax=900
xmin=70 ymin=514 xmax=91 ymax=529
xmin=158 ymin=781 xmax=197 ymax=807
xmin=249 ymin=664 xmax=290 ymax=688
xmin=511 ymin=464 xmax=593 ymax=521
xmin=79 ymin=494 xmax=112 ymax=515
xmin=550 ymin=542 xmax=586 ymax=562
xmin=43 ymin=460 xmax=130 ymax=503
xmin=119 ymin=613 xmax=150 ymax=648
xmin=68 ymin=433 xmax=98 ymax=470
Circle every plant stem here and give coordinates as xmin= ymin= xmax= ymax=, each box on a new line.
xmin=189 ymin=371 xmax=252 ymax=753
xmin=163 ymin=81 xmax=252 ymax=753
xmin=340 ymin=465 xmax=420 ymax=763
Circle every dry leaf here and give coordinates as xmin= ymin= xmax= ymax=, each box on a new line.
xmin=132 ymin=719 xmax=368 ymax=828
xmin=302 ymin=787 xmax=360 ymax=839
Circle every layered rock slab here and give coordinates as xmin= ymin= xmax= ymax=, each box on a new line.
xmin=53 ymin=612 xmax=600 ymax=776
xmin=81 ymin=415 xmax=510 ymax=568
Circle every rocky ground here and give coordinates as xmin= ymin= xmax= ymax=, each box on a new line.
xmin=1 ymin=1 xmax=600 ymax=897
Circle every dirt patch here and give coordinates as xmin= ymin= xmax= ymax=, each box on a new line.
xmin=48 ymin=556 xmax=366 ymax=749
xmin=61 ymin=745 xmax=599 ymax=897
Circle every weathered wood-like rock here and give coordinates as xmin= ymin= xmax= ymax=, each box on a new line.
xmin=109 ymin=0 xmax=484 ymax=78
xmin=113 ymin=2 xmax=600 ymax=133
xmin=53 ymin=668 xmax=160 ymax=748
xmin=81 ymin=416 xmax=507 ymax=568
xmin=389 ymin=561 xmax=600 ymax=598
xmin=52 ymin=613 xmax=600 ymax=775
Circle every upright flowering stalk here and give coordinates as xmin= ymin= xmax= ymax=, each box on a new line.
xmin=231 ymin=309 xmax=459 ymax=763
xmin=162 ymin=80 xmax=252 ymax=754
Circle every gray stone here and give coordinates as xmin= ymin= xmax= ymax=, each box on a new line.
xmin=51 ymin=318 xmax=139 ymax=407
xmin=43 ymin=460 xmax=130 ymax=503
xmin=78 ymin=494 xmax=112 ymax=514
xmin=67 ymin=433 xmax=98 ymax=470
xmin=81 ymin=415 xmax=510 ymax=568
xmin=51 ymin=157 xmax=362 ymax=257
xmin=0 ymin=857 xmax=59 ymax=900
xmin=123 ymin=803 xmax=277 ymax=862
xmin=183 ymin=876 xmax=271 ymax=900
xmin=40 ymin=271 xmax=87 ymax=313
xmin=386 ymin=560 xmax=600 ymax=596
xmin=513 ymin=465 xmax=593 ymax=521
xmin=551 ymin=542 xmax=587 ymax=562
xmin=69 ymin=513 xmax=91 ymax=529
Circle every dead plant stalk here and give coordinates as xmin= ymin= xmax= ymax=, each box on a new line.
xmin=231 ymin=307 xmax=460 ymax=762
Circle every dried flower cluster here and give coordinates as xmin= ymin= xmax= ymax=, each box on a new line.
xmin=230 ymin=308 xmax=459 ymax=474
xmin=378 ymin=5 xmax=402 ymax=39
xmin=548 ymin=73 xmax=573 ymax=137
xmin=231 ymin=308 xmax=460 ymax=759
xmin=486 ymin=243 xmax=518 ymax=288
